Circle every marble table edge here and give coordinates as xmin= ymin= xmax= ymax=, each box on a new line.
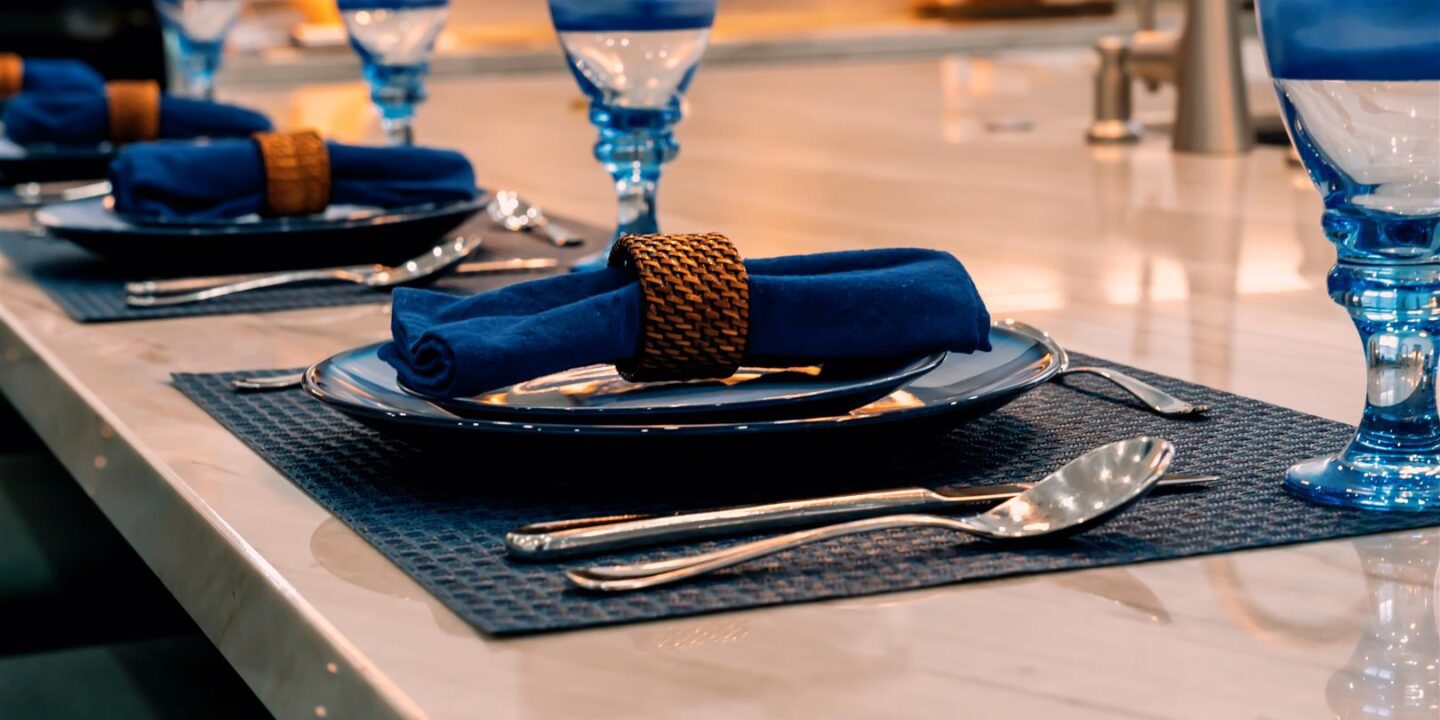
xmin=0 ymin=302 xmax=427 ymax=720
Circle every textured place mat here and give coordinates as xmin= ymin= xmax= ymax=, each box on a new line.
xmin=173 ymin=358 xmax=1440 ymax=636
xmin=0 ymin=218 xmax=601 ymax=322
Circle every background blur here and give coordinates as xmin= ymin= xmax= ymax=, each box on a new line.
xmin=1 ymin=0 xmax=1179 ymax=89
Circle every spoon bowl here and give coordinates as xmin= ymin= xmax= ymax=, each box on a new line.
xmin=956 ymin=435 xmax=1173 ymax=540
xmin=566 ymin=436 xmax=1175 ymax=591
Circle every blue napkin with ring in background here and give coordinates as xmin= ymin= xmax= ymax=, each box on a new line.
xmin=108 ymin=139 xmax=479 ymax=219
xmin=382 ymin=248 xmax=992 ymax=397
xmin=7 ymin=58 xmax=105 ymax=95
xmin=1 ymin=92 xmax=272 ymax=146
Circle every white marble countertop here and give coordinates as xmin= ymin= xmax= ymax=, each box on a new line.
xmin=1 ymin=49 xmax=1436 ymax=720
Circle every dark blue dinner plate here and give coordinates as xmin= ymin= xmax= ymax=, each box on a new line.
xmin=33 ymin=194 xmax=487 ymax=272
xmin=0 ymin=137 xmax=115 ymax=184
xmin=401 ymin=351 xmax=947 ymax=423
xmin=303 ymin=321 xmax=1061 ymax=441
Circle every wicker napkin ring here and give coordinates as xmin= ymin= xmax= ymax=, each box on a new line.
xmin=253 ymin=130 xmax=331 ymax=217
xmin=105 ymin=80 xmax=161 ymax=144
xmin=608 ymin=232 xmax=751 ymax=382
xmin=0 ymin=54 xmax=22 ymax=98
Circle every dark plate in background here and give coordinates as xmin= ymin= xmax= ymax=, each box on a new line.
xmin=0 ymin=138 xmax=115 ymax=185
xmin=33 ymin=194 xmax=488 ymax=273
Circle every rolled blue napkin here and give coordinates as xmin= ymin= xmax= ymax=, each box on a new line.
xmin=109 ymin=139 xmax=479 ymax=219
xmin=382 ymin=248 xmax=992 ymax=397
xmin=548 ymin=0 xmax=717 ymax=31
xmin=13 ymin=59 xmax=104 ymax=95
xmin=1 ymin=92 xmax=271 ymax=146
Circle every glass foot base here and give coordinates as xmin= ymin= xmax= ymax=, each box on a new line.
xmin=569 ymin=247 xmax=611 ymax=273
xmin=1284 ymin=454 xmax=1440 ymax=511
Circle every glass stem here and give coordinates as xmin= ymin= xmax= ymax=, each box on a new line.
xmin=612 ymin=162 xmax=662 ymax=238
xmin=367 ymin=64 xmax=428 ymax=146
xmin=179 ymin=41 xmax=223 ymax=101
xmin=380 ymin=114 xmax=415 ymax=146
xmin=593 ymin=103 xmax=680 ymax=250
xmin=1330 ymin=260 xmax=1440 ymax=465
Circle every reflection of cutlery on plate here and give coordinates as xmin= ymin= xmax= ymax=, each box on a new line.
xmin=125 ymin=234 xmax=497 ymax=306
xmin=508 ymin=472 xmax=1216 ymax=560
xmin=5 ymin=180 xmax=112 ymax=206
xmin=486 ymin=190 xmax=584 ymax=247
xmin=127 ymin=256 xmax=558 ymax=297
xmin=566 ymin=437 xmax=1175 ymax=591
xmin=999 ymin=319 xmax=1210 ymax=417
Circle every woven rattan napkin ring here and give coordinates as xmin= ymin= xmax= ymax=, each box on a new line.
xmin=608 ymin=232 xmax=751 ymax=382
xmin=105 ymin=80 xmax=162 ymax=144
xmin=253 ymin=129 xmax=332 ymax=217
xmin=0 ymin=54 xmax=22 ymax=98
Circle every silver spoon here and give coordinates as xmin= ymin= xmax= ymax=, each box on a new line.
xmin=126 ymin=234 xmax=484 ymax=307
xmin=566 ymin=436 xmax=1174 ymax=591
xmin=999 ymin=320 xmax=1209 ymax=417
xmin=486 ymin=190 xmax=583 ymax=247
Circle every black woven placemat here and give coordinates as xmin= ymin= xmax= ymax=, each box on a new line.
xmin=0 ymin=218 xmax=601 ymax=322
xmin=173 ymin=358 xmax=1440 ymax=635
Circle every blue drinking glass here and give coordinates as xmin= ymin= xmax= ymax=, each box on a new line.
xmin=547 ymin=0 xmax=718 ymax=269
xmin=337 ymin=0 xmax=449 ymax=146
xmin=1256 ymin=0 xmax=1440 ymax=510
xmin=154 ymin=0 xmax=245 ymax=100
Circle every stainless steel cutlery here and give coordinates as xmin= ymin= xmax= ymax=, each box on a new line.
xmin=486 ymin=190 xmax=584 ymax=247
xmin=127 ymin=257 xmax=557 ymax=298
xmin=508 ymin=470 xmax=1215 ymax=560
xmin=124 ymin=235 xmax=563 ymax=307
xmin=7 ymin=180 xmax=112 ymax=206
xmin=565 ymin=436 xmax=1176 ymax=591
xmin=999 ymin=320 xmax=1209 ymax=417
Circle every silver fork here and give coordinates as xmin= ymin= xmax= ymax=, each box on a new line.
xmin=127 ymin=257 xmax=558 ymax=297
xmin=999 ymin=320 xmax=1209 ymax=417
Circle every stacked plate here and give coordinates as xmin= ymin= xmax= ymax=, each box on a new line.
xmin=303 ymin=320 xmax=1062 ymax=443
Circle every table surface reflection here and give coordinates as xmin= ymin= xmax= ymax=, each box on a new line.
xmin=1 ymin=48 xmax=1435 ymax=720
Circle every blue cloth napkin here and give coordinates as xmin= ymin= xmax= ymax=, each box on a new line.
xmin=382 ymin=248 xmax=992 ymax=397
xmin=13 ymin=59 xmax=104 ymax=95
xmin=1 ymin=92 xmax=271 ymax=146
xmin=548 ymin=0 xmax=716 ymax=31
xmin=109 ymin=139 xmax=479 ymax=219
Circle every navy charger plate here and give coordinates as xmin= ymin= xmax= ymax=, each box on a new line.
xmin=33 ymin=194 xmax=488 ymax=272
xmin=304 ymin=324 xmax=1058 ymax=440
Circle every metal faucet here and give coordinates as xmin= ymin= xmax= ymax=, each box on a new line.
xmin=1087 ymin=0 xmax=1254 ymax=154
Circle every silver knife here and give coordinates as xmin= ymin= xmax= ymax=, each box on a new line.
xmin=506 ymin=473 xmax=1217 ymax=560
xmin=124 ymin=257 xmax=559 ymax=296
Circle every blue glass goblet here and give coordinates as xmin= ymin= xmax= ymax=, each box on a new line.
xmin=547 ymin=0 xmax=717 ymax=269
xmin=337 ymin=0 xmax=449 ymax=146
xmin=154 ymin=0 xmax=245 ymax=100
xmin=1256 ymin=0 xmax=1440 ymax=509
